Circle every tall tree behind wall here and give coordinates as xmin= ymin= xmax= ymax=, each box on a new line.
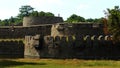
xmin=66 ymin=14 xmax=85 ymax=23
xmin=0 ymin=5 xmax=55 ymax=26
xmin=19 ymin=5 xmax=34 ymax=17
xmin=107 ymin=6 xmax=120 ymax=41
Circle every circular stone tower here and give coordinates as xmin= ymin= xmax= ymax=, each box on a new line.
xmin=23 ymin=16 xmax=63 ymax=27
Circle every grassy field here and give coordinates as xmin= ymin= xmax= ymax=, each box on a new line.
xmin=0 ymin=59 xmax=120 ymax=68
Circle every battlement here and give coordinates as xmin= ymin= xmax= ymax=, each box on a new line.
xmin=24 ymin=34 xmax=119 ymax=59
xmin=44 ymin=35 xmax=113 ymax=42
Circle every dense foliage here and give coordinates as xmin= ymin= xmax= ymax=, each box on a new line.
xmin=19 ymin=5 xmax=34 ymax=17
xmin=66 ymin=14 xmax=104 ymax=23
xmin=0 ymin=5 xmax=54 ymax=26
xmin=66 ymin=14 xmax=85 ymax=23
xmin=107 ymin=6 xmax=120 ymax=41
xmin=0 ymin=5 xmax=109 ymax=26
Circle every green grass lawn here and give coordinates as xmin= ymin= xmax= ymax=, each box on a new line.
xmin=0 ymin=59 xmax=120 ymax=68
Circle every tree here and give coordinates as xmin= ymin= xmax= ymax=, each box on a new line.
xmin=0 ymin=19 xmax=2 ymax=26
xmin=45 ymin=12 xmax=54 ymax=17
xmin=86 ymin=18 xmax=105 ymax=23
xmin=0 ymin=5 xmax=56 ymax=26
xmin=107 ymin=6 xmax=120 ymax=41
xmin=38 ymin=11 xmax=46 ymax=16
xmin=19 ymin=5 xmax=34 ymax=17
xmin=2 ymin=19 xmax=9 ymax=26
xmin=86 ymin=18 xmax=94 ymax=22
xmin=66 ymin=14 xmax=85 ymax=23
xmin=38 ymin=11 xmax=55 ymax=17
xmin=8 ymin=16 xmax=15 ymax=25
xmin=30 ymin=11 xmax=39 ymax=16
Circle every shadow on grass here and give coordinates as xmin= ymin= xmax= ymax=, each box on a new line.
xmin=0 ymin=60 xmax=46 ymax=68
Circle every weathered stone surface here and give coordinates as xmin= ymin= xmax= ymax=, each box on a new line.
xmin=23 ymin=16 xmax=63 ymax=27
xmin=24 ymin=35 xmax=41 ymax=58
xmin=0 ymin=41 xmax=24 ymax=58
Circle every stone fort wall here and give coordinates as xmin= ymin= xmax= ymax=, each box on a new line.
xmin=0 ymin=23 xmax=114 ymax=59
xmin=0 ymin=16 xmax=119 ymax=59
xmin=0 ymin=40 xmax=24 ymax=58
xmin=0 ymin=25 xmax=52 ymax=38
xmin=51 ymin=23 xmax=105 ymax=36
xmin=0 ymin=23 xmax=105 ymax=39
xmin=24 ymin=35 xmax=120 ymax=59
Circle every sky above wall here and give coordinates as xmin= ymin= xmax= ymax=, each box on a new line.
xmin=0 ymin=0 xmax=119 ymax=20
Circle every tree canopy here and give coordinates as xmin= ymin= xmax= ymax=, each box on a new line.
xmin=19 ymin=5 xmax=34 ymax=17
xmin=65 ymin=14 xmax=104 ymax=23
xmin=0 ymin=5 xmax=114 ymax=26
xmin=0 ymin=5 xmax=55 ymax=26
xmin=66 ymin=14 xmax=85 ymax=23
xmin=107 ymin=6 xmax=120 ymax=41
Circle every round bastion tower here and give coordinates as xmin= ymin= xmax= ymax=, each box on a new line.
xmin=23 ymin=16 xmax=63 ymax=27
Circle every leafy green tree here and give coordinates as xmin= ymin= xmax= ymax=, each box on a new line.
xmin=15 ymin=5 xmax=34 ymax=25
xmin=0 ymin=19 xmax=2 ymax=25
xmin=66 ymin=14 xmax=85 ymax=23
xmin=2 ymin=19 xmax=9 ymax=26
xmin=86 ymin=18 xmax=94 ymax=22
xmin=8 ymin=16 xmax=15 ymax=25
xmin=19 ymin=5 xmax=34 ymax=17
xmin=31 ymin=11 xmax=55 ymax=17
xmin=38 ymin=11 xmax=46 ymax=16
xmin=97 ymin=18 xmax=105 ymax=23
xmin=86 ymin=18 xmax=105 ymax=23
xmin=12 ymin=17 xmax=22 ymax=25
xmin=30 ymin=11 xmax=39 ymax=16
xmin=45 ymin=12 xmax=54 ymax=16
xmin=107 ymin=6 xmax=120 ymax=41
xmin=0 ymin=19 xmax=2 ymax=26
xmin=0 ymin=5 xmax=56 ymax=26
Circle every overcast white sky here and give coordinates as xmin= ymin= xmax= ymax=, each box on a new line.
xmin=0 ymin=0 xmax=119 ymax=20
